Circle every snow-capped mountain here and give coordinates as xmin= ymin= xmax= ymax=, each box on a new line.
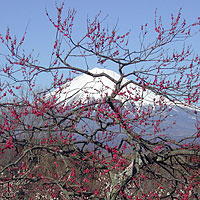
xmin=52 ymin=67 xmax=169 ymax=106
xmin=49 ymin=67 xmax=198 ymax=138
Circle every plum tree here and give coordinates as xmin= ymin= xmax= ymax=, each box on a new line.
xmin=0 ymin=2 xmax=200 ymax=200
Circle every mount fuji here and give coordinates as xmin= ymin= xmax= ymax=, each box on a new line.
xmin=51 ymin=68 xmax=169 ymax=105
xmin=49 ymin=68 xmax=198 ymax=139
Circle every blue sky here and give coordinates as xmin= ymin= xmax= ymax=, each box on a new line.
xmin=0 ymin=0 xmax=200 ymax=87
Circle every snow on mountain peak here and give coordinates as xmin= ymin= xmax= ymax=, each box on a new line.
xmin=49 ymin=67 xmax=169 ymax=107
xmin=50 ymin=68 xmax=118 ymax=104
xmin=89 ymin=67 xmax=121 ymax=80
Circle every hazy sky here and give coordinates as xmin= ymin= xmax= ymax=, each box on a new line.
xmin=0 ymin=0 xmax=200 ymax=86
